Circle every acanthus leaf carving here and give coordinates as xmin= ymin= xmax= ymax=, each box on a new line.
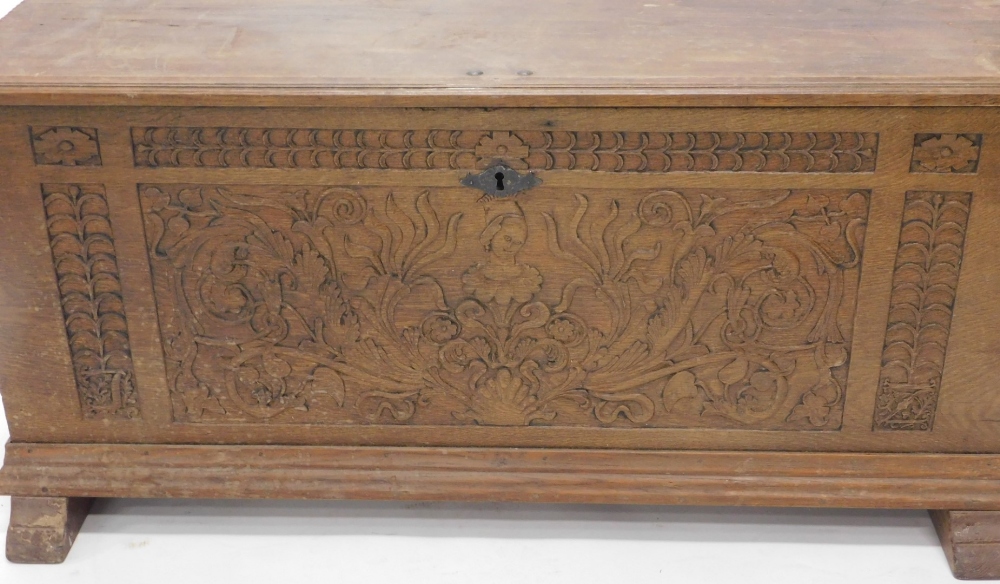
xmin=140 ymin=184 xmax=868 ymax=430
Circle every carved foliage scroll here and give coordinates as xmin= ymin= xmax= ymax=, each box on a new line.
xmin=132 ymin=128 xmax=878 ymax=173
xmin=140 ymin=184 xmax=868 ymax=429
xmin=31 ymin=127 xmax=102 ymax=166
xmin=874 ymin=191 xmax=971 ymax=431
xmin=42 ymin=184 xmax=140 ymax=419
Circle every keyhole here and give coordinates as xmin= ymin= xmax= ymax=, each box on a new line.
xmin=494 ymin=172 xmax=506 ymax=191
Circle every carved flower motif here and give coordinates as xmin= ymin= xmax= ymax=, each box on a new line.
xmin=177 ymin=187 xmax=206 ymax=210
xmin=759 ymin=290 xmax=803 ymax=327
xmin=32 ymin=127 xmax=101 ymax=166
xmin=839 ymin=192 xmax=868 ymax=218
xmin=803 ymin=194 xmax=830 ymax=216
xmin=421 ymin=313 xmax=461 ymax=344
xmin=787 ymin=392 xmax=832 ymax=427
xmin=235 ymin=363 xmax=286 ymax=407
xmin=440 ymin=341 xmax=477 ymax=368
xmin=462 ymin=262 xmax=542 ymax=305
xmin=546 ymin=314 xmax=587 ymax=346
xmin=476 ymin=131 xmax=530 ymax=168
xmin=911 ymin=134 xmax=980 ymax=173
xmin=229 ymin=352 xmax=306 ymax=416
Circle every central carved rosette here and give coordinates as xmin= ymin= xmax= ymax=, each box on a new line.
xmin=141 ymin=184 xmax=868 ymax=429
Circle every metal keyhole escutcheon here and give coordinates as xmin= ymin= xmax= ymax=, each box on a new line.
xmin=461 ymin=163 xmax=541 ymax=198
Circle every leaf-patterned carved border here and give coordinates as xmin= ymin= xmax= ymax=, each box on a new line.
xmin=874 ymin=191 xmax=971 ymax=431
xmin=42 ymin=184 xmax=140 ymax=420
xmin=131 ymin=128 xmax=878 ymax=173
xmin=140 ymin=183 xmax=868 ymax=430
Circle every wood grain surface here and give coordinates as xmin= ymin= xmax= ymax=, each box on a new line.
xmin=6 ymin=443 xmax=1000 ymax=510
xmin=0 ymin=0 xmax=999 ymax=106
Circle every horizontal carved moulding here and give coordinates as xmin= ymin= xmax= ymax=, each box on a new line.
xmin=42 ymin=184 xmax=140 ymax=419
xmin=874 ymin=191 xmax=971 ymax=431
xmin=140 ymin=184 xmax=869 ymax=430
xmin=132 ymin=128 xmax=878 ymax=173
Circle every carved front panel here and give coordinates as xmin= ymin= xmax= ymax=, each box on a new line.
xmin=140 ymin=184 xmax=868 ymax=430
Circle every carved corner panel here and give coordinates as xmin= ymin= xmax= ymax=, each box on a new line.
xmin=874 ymin=191 xmax=971 ymax=431
xmin=41 ymin=184 xmax=140 ymax=420
xmin=139 ymin=184 xmax=868 ymax=430
xmin=910 ymin=134 xmax=982 ymax=174
xmin=31 ymin=127 xmax=102 ymax=167
xmin=131 ymin=128 xmax=878 ymax=173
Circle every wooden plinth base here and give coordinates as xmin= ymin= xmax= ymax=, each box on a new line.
xmin=6 ymin=445 xmax=1000 ymax=575
xmin=4 ymin=497 xmax=1000 ymax=578
xmin=932 ymin=510 xmax=1000 ymax=580
xmin=5 ymin=496 xmax=93 ymax=564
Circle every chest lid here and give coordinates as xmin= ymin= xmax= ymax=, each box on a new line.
xmin=0 ymin=0 xmax=998 ymax=107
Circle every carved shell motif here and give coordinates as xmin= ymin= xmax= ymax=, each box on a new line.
xmin=140 ymin=184 xmax=868 ymax=430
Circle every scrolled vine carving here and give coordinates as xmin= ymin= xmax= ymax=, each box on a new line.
xmin=42 ymin=184 xmax=139 ymax=419
xmin=874 ymin=191 xmax=971 ymax=431
xmin=132 ymin=128 xmax=878 ymax=173
xmin=140 ymin=184 xmax=868 ymax=429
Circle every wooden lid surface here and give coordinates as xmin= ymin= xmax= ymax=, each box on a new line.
xmin=0 ymin=0 xmax=998 ymax=106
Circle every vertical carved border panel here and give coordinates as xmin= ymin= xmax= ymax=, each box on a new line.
xmin=41 ymin=184 xmax=140 ymax=420
xmin=874 ymin=191 xmax=971 ymax=431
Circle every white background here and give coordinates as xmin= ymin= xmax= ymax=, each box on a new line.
xmin=0 ymin=0 xmax=986 ymax=581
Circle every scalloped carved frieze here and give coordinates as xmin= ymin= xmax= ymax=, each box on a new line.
xmin=140 ymin=184 xmax=869 ymax=430
xmin=131 ymin=128 xmax=878 ymax=173
xmin=874 ymin=191 xmax=971 ymax=431
xmin=42 ymin=184 xmax=140 ymax=419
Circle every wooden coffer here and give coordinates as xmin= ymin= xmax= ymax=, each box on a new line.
xmin=1 ymin=0 xmax=1000 ymax=577
xmin=8 ymin=114 xmax=994 ymax=439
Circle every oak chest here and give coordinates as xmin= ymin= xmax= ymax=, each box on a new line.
xmin=1 ymin=0 xmax=1000 ymax=578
